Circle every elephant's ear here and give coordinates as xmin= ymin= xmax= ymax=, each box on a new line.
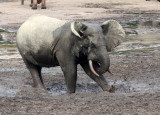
xmin=71 ymin=22 xmax=87 ymax=39
xmin=101 ymin=20 xmax=125 ymax=52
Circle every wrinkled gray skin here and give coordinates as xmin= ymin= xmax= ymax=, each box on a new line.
xmin=16 ymin=15 xmax=125 ymax=93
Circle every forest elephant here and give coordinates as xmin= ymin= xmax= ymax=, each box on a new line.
xmin=16 ymin=15 xmax=125 ymax=93
xmin=21 ymin=0 xmax=46 ymax=9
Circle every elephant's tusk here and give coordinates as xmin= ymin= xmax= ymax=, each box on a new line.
xmin=108 ymin=69 xmax=113 ymax=75
xmin=89 ymin=60 xmax=100 ymax=77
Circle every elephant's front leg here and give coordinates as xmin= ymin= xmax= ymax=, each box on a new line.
xmin=30 ymin=0 xmax=33 ymax=7
xmin=80 ymin=61 xmax=115 ymax=93
xmin=41 ymin=0 xmax=47 ymax=9
xmin=21 ymin=0 xmax=24 ymax=5
xmin=56 ymin=51 xmax=77 ymax=93
xmin=32 ymin=0 xmax=37 ymax=9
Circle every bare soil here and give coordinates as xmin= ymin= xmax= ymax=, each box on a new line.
xmin=0 ymin=51 xmax=160 ymax=114
xmin=0 ymin=0 xmax=160 ymax=114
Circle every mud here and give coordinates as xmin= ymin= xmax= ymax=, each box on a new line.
xmin=0 ymin=50 xmax=160 ymax=114
xmin=1 ymin=0 xmax=160 ymax=114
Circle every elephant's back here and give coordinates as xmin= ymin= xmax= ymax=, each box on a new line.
xmin=16 ymin=14 xmax=69 ymax=55
xmin=17 ymin=14 xmax=68 ymax=42
xmin=19 ymin=14 xmax=68 ymax=32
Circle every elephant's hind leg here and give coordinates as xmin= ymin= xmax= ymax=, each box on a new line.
xmin=21 ymin=0 xmax=24 ymax=5
xmin=23 ymin=58 xmax=44 ymax=89
xmin=37 ymin=66 xmax=44 ymax=86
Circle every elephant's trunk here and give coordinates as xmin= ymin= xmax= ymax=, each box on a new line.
xmin=88 ymin=46 xmax=110 ymax=76
xmin=98 ymin=46 xmax=110 ymax=74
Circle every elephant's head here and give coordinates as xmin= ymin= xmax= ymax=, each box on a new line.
xmin=71 ymin=20 xmax=125 ymax=76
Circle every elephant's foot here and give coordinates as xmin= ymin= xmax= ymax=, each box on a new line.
xmin=32 ymin=5 xmax=37 ymax=9
xmin=41 ymin=5 xmax=47 ymax=9
xmin=30 ymin=3 xmax=33 ymax=7
xmin=106 ymin=85 xmax=116 ymax=93
xmin=101 ymin=84 xmax=116 ymax=93
xmin=33 ymin=84 xmax=46 ymax=90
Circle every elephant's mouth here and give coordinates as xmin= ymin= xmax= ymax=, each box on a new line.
xmin=89 ymin=60 xmax=101 ymax=77
xmin=89 ymin=59 xmax=110 ymax=77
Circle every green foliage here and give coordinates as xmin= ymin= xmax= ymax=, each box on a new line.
xmin=125 ymin=21 xmax=138 ymax=29
xmin=0 ymin=34 xmax=2 ymax=41
xmin=0 ymin=29 xmax=7 ymax=32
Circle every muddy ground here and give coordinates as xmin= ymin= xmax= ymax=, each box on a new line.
xmin=1 ymin=51 xmax=160 ymax=114
xmin=0 ymin=0 xmax=160 ymax=114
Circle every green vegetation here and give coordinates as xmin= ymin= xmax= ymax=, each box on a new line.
xmin=121 ymin=21 xmax=139 ymax=35
xmin=109 ymin=3 xmax=132 ymax=6
xmin=0 ymin=58 xmax=22 ymax=61
xmin=0 ymin=44 xmax=17 ymax=48
xmin=0 ymin=34 xmax=2 ymax=41
xmin=0 ymin=52 xmax=16 ymax=56
xmin=125 ymin=31 xmax=138 ymax=35
xmin=124 ymin=21 xmax=138 ymax=29
xmin=0 ymin=29 xmax=7 ymax=33
xmin=131 ymin=43 xmax=150 ymax=47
